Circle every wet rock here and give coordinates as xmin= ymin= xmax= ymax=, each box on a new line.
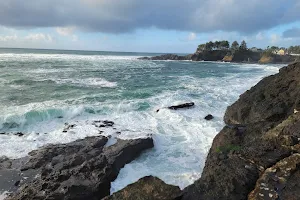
xmin=104 ymin=176 xmax=182 ymax=200
xmin=156 ymin=102 xmax=195 ymax=112
xmin=93 ymin=120 xmax=115 ymax=128
xmin=204 ymin=114 xmax=214 ymax=120
xmin=14 ymin=181 xmax=20 ymax=187
xmin=62 ymin=124 xmax=76 ymax=133
xmin=6 ymin=136 xmax=154 ymax=200
xmin=14 ymin=132 xmax=24 ymax=137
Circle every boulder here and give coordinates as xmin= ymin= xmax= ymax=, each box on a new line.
xmin=4 ymin=136 xmax=154 ymax=200
xmin=104 ymin=176 xmax=182 ymax=200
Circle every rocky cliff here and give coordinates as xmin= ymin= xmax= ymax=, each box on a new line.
xmin=182 ymin=61 xmax=300 ymax=200
xmin=138 ymin=50 xmax=299 ymax=64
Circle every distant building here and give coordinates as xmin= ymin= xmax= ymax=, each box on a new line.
xmin=277 ymin=49 xmax=285 ymax=55
xmin=250 ymin=47 xmax=263 ymax=52
xmin=273 ymin=49 xmax=287 ymax=55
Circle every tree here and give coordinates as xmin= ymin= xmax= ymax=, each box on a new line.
xmin=221 ymin=40 xmax=230 ymax=49
xmin=215 ymin=41 xmax=221 ymax=50
xmin=239 ymin=40 xmax=247 ymax=50
xmin=197 ymin=44 xmax=206 ymax=52
xmin=231 ymin=41 xmax=239 ymax=51
xmin=205 ymin=41 xmax=214 ymax=51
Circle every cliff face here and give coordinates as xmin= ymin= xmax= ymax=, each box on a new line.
xmin=191 ymin=50 xmax=228 ymax=61
xmin=259 ymin=54 xmax=300 ymax=64
xmin=183 ymin=62 xmax=300 ymax=199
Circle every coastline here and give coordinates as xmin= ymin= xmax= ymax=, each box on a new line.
xmin=138 ymin=51 xmax=300 ymax=65
xmin=1 ymin=53 xmax=299 ymax=199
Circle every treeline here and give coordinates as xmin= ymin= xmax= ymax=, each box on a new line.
xmin=197 ymin=40 xmax=247 ymax=52
xmin=288 ymin=46 xmax=300 ymax=54
xmin=197 ymin=41 xmax=300 ymax=55
xmin=263 ymin=45 xmax=300 ymax=55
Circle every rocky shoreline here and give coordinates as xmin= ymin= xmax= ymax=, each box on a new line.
xmin=138 ymin=50 xmax=300 ymax=64
xmin=1 ymin=62 xmax=300 ymax=199
xmin=0 ymin=121 xmax=154 ymax=200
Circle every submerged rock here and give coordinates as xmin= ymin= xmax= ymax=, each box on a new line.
xmin=104 ymin=176 xmax=182 ymax=200
xmin=204 ymin=114 xmax=214 ymax=120
xmin=4 ymin=136 xmax=153 ymax=200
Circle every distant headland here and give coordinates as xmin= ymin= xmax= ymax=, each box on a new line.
xmin=139 ymin=40 xmax=300 ymax=64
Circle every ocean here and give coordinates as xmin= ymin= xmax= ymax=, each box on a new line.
xmin=0 ymin=48 xmax=283 ymax=193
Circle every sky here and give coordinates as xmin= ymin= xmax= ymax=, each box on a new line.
xmin=0 ymin=0 xmax=300 ymax=53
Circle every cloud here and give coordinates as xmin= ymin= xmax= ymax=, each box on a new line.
xmin=187 ymin=32 xmax=197 ymax=41
xmin=0 ymin=34 xmax=17 ymax=42
xmin=56 ymin=26 xmax=76 ymax=36
xmin=270 ymin=34 xmax=280 ymax=44
xmin=256 ymin=32 xmax=264 ymax=40
xmin=0 ymin=0 xmax=299 ymax=34
xmin=25 ymin=33 xmax=53 ymax=42
xmin=283 ymin=28 xmax=300 ymax=38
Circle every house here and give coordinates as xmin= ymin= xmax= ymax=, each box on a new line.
xmin=273 ymin=49 xmax=286 ymax=55
xmin=277 ymin=49 xmax=285 ymax=55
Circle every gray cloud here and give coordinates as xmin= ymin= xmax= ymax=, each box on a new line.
xmin=0 ymin=0 xmax=299 ymax=34
xmin=283 ymin=28 xmax=300 ymax=38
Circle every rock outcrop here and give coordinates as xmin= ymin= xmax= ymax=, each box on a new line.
xmin=104 ymin=176 xmax=182 ymax=200
xmin=2 ymin=135 xmax=153 ymax=200
xmin=182 ymin=62 xmax=300 ymax=199
xmin=139 ymin=50 xmax=299 ymax=64
xmin=138 ymin=54 xmax=192 ymax=61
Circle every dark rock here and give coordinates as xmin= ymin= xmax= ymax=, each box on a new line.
xmin=204 ymin=114 xmax=214 ymax=120
xmin=62 ymin=124 xmax=76 ymax=133
xmin=103 ymin=176 xmax=182 ymax=200
xmin=157 ymin=102 xmax=195 ymax=112
xmin=14 ymin=181 xmax=20 ymax=187
xmin=225 ymin=62 xmax=300 ymax=125
xmin=5 ymin=136 xmax=154 ymax=200
xmin=14 ymin=132 xmax=24 ymax=137
xmin=138 ymin=54 xmax=192 ymax=61
xmin=182 ymin=62 xmax=300 ymax=200
xmin=168 ymin=102 xmax=194 ymax=110
xmin=191 ymin=50 xmax=228 ymax=61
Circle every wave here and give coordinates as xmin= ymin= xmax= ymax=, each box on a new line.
xmin=0 ymin=53 xmax=141 ymax=61
xmin=54 ymin=77 xmax=117 ymax=88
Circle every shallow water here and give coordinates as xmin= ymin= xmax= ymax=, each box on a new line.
xmin=0 ymin=48 xmax=284 ymax=194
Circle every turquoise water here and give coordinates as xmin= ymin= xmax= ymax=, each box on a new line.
xmin=0 ymin=48 xmax=283 ymax=192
